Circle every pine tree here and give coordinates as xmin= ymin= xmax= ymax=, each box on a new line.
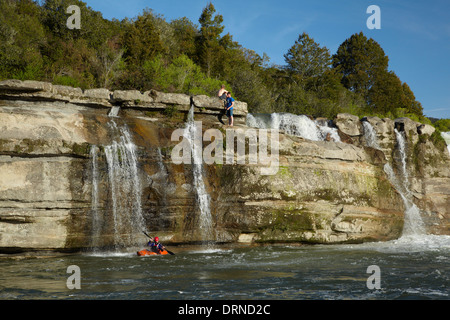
xmin=122 ymin=12 xmax=164 ymax=67
xmin=402 ymin=82 xmax=423 ymax=116
xmin=171 ymin=17 xmax=198 ymax=59
xmin=196 ymin=2 xmax=225 ymax=78
xmin=284 ymin=32 xmax=331 ymax=80
xmin=367 ymin=70 xmax=405 ymax=114
xmin=332 ymin=32 xmax=389 ymax=97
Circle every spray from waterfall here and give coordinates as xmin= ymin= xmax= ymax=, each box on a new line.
xmin=362 ymin=121 xmax=426 ymax=237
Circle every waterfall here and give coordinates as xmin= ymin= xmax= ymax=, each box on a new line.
xmin=156 ymin=147 xmax=168 ymax=178
xmin=362 ymin=121 xmax=426 ymax=237
xmin=246 ymin=112 xmax=340 ymax=142
xmin=89 ymin=145 xmax=101 ymax=249
xmin=104 ymin=119 xmax=145 ymax=249
xmin=184 ymin=105 xmax=214 ymax=241
xmin=108 ymin=106 xmax=120 ymax=117
xmin=394 ymin=129 xmax=410 ymax=194
xmin=88 ymin=108 xmax=145 ymax=250
xmin=246 ymin=113 xmax=270 ymax=129
xmin=392 ymin=129 xmax=426 ymax=236
xmin=383 ymin=162 xmax=426 ymax=237
xmin=362 ymin=121 xmax=381 ymax=150
xmin=441 ymin=131 xmax=450 ymax=155
xmin=362 ymin=121 xmax=426 ymax=236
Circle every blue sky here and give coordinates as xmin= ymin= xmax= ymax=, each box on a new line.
xmin=84 ymin=0 xmax=450 ymax=119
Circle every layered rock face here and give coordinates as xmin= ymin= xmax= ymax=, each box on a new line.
xmin=334 ymin=114 xmax=449 ymax=235
xmin=215 ymin=134 xmax=404 ymax=243
xmin=0 ymin=80 xmax=448 ymax=252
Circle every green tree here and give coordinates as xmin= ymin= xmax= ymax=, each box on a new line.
xmin=225 ymin=48 xmax=272 ymax=113
xmin=433 ymin=119 xmax=450 ymax=132
xmin=332 ymin=32 xmax=389 ymax=98
xmin=0 ymin=0 xmax=45 ymax=80
xmin=401 ymin=82 xmax=423 ymax=116
xmin=41 ymin=0 xmax=116 ymax=48
xmin=171 ymin=17 xmax=198 ymax=59
xmin=366 ymin=71 xmax=424 ymax=117
xmin=140 ymin=9 xmax=179 ymax=60
xmin=92 ymin=38 xmax=125 ymax=88
xmin=196 ymin=2 xmax=225 ymax=77
xmin=122 ymin=12 xmax=164 ymax=67
xmin=284 ymin=32 xmax=332 ymax=81
xmin=367 ymin=70 xmax=405 ymax=114
xmin=142 ymin=54 xmax=230 ymax=96
xmin=41 ymin=0 xmax=75 ymax=40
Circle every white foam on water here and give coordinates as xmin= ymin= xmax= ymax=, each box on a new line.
xmin=189 ymin=248 xmax=233 ymax=254
xmin=343 ymin=234 xmax=450 ymax=254
xmin=84 ymin=251 xmax=136 ymax=258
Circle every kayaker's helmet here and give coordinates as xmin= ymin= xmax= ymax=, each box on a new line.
xmin=154 ymin=237 xmax=159 ymax=242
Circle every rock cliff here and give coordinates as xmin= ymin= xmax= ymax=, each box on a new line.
xmin=0 ymin=80 xmax=448 ymax=252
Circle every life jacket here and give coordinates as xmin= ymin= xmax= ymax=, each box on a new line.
xmin=148 ymin=241 xmax=163 ymax=253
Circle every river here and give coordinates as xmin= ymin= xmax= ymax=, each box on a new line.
xmin=1 ymin=234 xmax=448 ymax=301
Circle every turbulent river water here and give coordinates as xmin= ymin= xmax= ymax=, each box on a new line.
xmin=1 ymin=235 xmax=449 ymax=300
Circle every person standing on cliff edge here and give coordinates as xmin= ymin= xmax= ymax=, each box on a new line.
xmin=226 ymin=91 xmax=234 ymax=127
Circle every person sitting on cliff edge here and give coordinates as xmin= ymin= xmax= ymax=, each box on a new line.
xmin=217 ymin=85 xmax=228 ymax=124
xmin=218 ymin=84 xmax=228 ymax=101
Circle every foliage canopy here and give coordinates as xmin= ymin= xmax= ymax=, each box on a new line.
xmin=0 ymin=0 xmax=443 ymax=124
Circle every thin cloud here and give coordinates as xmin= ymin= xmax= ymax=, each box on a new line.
xmin=274 ymin=15 xmax=318 ymax=42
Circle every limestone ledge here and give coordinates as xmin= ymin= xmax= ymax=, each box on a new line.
xmin=0 ymin=80 xmax=449 ymax=251
xmin=334 ymin=113 xmax=436 ymax=144
xmin=0 ymin=79 xmax=248 ymax=117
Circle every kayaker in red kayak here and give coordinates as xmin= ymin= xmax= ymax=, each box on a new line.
xmin=147 ymin=236 xmax=166 ymax=254
xmin=138 ymin=232 xmax=175 ymax=256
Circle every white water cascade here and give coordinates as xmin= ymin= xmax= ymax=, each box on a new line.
xmin=361 ymin=121 xmax=381 ymax=150
xmin=362 ymin=121 xmax=426 ymax=237
xmin=441 ymin=131 xmax=450 ymax=155
xmin=89 ymin=108 xmax=145 ymax=250
xmin=246 ymin=113 xmax=341 ymax=142
xmin=394 ymin=129 xmax=427 ymax=236
xmin=184 ymin=105 xmax=214 ymax=242
xmin=89 ymin=145 xmax=101 ymax=249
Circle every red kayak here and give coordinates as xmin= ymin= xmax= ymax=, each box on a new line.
xmin=137 ymin=249 xmax=169 ymax=256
